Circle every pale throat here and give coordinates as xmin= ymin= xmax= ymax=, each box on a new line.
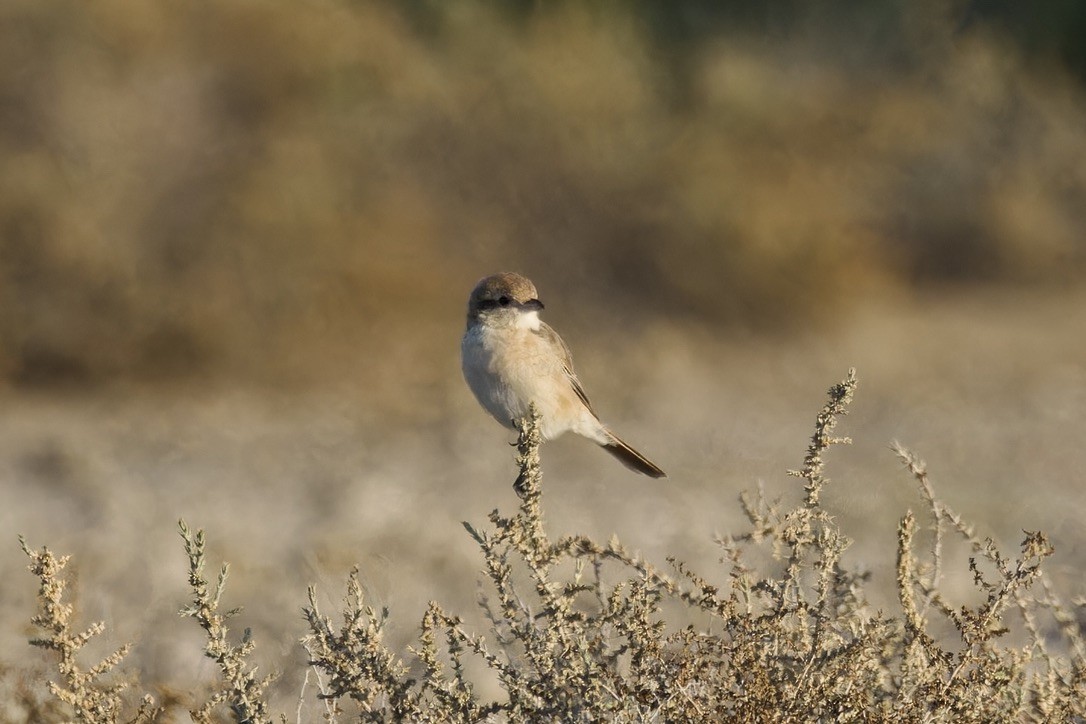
xmin=516 ymin=310 xmax=542 ymax=331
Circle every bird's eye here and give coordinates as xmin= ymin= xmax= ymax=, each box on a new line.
xmin=498 ymin=296 xmax=511 ymax=307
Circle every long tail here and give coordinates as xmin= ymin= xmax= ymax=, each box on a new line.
xmin=601 ymin=429 xmax=667 ymax=478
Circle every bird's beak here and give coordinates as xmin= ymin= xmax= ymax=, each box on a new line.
xmin=522 ymin=299 xmax=544 ymax=311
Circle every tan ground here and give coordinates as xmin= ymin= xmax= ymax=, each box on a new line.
xmin=3 ymin=2 xmax=1085 ymax=716
xmin=4 ymin=287 xmax=1084 ymax=714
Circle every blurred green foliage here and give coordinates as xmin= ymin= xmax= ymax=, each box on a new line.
xmin=1 ymin=0 xmax=1084 ymax=387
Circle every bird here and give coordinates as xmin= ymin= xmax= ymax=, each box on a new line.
xmin=460 ymin=272 xmax=666 ymax=478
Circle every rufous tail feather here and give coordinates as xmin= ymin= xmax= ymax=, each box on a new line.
xmin=601 ymin=430 xmax=666 ymax=478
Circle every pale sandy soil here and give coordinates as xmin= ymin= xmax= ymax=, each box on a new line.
xmin=2 ymin=287 xmax=1084 ymax=714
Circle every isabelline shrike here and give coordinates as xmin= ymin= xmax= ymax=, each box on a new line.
xmin=461 ymin=272 xmax=666 ymax=478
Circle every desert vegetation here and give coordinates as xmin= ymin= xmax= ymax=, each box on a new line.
xmin=2 ymin=1 xmax=1086 ymax=391
xmin=15 ymin=372 xmax=1086 ymax=721
xmin=3 ymin=1 xmax=1085 ymax=721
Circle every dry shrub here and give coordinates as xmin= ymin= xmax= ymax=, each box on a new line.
xmin=18 ymin=538 xmax=160 ymax=722
xmin=20 ymin=370 xmax=1084 ymax=721
xmin=301 ymin=371 xmax=1085 ymax=721
xmin=2 ymin=1 xmax=1086 ymax=387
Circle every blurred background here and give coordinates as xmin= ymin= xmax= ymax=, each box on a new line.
xmin=2 ymin=0 xmax=1085 ymax=715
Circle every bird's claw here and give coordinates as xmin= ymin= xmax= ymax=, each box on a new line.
xmin=513 ymin=469 xmax=528 ymax=499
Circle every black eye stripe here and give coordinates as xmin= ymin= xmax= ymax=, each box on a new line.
xmin=477 ymin=295 xmax=536 ymax=311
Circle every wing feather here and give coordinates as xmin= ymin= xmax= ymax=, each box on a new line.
xmin=535 ymin=322 xmax=598 ymax=417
